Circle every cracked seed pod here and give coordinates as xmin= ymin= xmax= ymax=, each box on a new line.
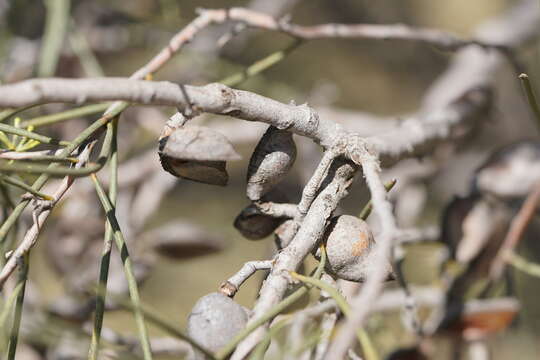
xmin=319 ymin=215 xmax=393 ymax=282
xmin=159 ymin=125 xmax=241 ymax=186
xmin=187 ymin=292 xmax=248 ymax=358
xmin=474 ymin=140 xmax=540 ymax=205
xmin=246 ymin=126 xmax=296 ymax=200
xmin=234 ymin=189 xmax=288 ymax=240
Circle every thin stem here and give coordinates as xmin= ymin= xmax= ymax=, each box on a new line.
xmin=6 ymin=254 xmax=29 ymax=360
xmin=215 ymin=246 xmax=327 ymax=360
xmin=507 ymin=252 xmax=540 ymax=278
xmin=91 ymin=174 xmax=153 ymax=360
xmin=21 ymin=103 xmax=110 ymax=128
xmin=290 ymin=272 xmax=379 ymax=360
xmin=249 ymin=317 xmax=290 ymax=360
xmin=359 ymin=179 xmax=397 ymax=220
xmin=116 ymin=298 xmax=217 ymax=360
xmin=0 ymin=110 xmax=120 ymax=244
xmin=38 ymin=0 xmax=71 ymax=77
xmin=88 ymin=118 xmax=118 ymax=360
xmin=518 ymin=73 xmax=540 ymax=132
xmin=0 ymin=174 xmax=53 ymax=200
xmin=0 ymin=123 xmax=71 ymax=146
xmin=221 ymin=40 xmax=302 ymax=87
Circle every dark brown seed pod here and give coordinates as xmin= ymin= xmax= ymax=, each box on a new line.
xmin=187 ymin=292 xmax=248 ymax=357
xmin=159 ymin=125 xmax=241 ymax=186
xmin=246 ymin=126 xmax=296 ymax=200
xmin=319 ymin=215 xmax=393 ymax=282
xmin=143 ymin=221 xmax=226 ymax=260
xmin=234 ymin=189 xmax=288 ymax=240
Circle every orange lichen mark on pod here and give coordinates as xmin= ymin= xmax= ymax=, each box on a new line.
xmin=351 ymin=231 xmax=369 ymax=256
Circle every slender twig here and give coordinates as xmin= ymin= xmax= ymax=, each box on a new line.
xmin=249 ymin=317 xmax=291 ymax=360
xmin=215 ymin=246 xmax=327 ymax=360
xmin=220 ymin=260 xmax=273 ymax=297
xmin=0 ymin=174 xmax=53 ymax=200
xmin=198 ymin=7 xmax=503 ymax=52
xmin=297 ymin=150 xmax=338 ymax=218
xmin=0 ymin=123 xmax=70 ymax=146
xmin=507 ymin=252 xmax=540 ymax=278
xmin=68 ymin=18 xmax=104 ymax=78
xmin=115 ymin=297 xmax=216 ymax=360
xmin=38 ymin=0 xmax=71 ymax=77
xmin=290 ymin=272 xmax=379 ymax=360
xmin=359 ymin=178 xmax=397 ymax=220
xmin=91 ymin=174 xmax=153 ymax=360
xmin=489 ymin=181 xmax=540 ymax=281
xmin=6 ymin=254 xmax=29 ymax=360
xmin=220 ymin=39 xmax=302 ymax=87
xmin=326 ymin=153 xmax=399 ymax=359
xmin=518 ymin=73 xmax=540 ymax=132
xmin=88 ymin=118 xmax=118 ymax=360
xmin=21 ymin=103 xmax=110 ymax=128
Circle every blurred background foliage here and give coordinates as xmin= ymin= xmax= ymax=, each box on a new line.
xmin=1 ymin=0 xmax=540 ymax=359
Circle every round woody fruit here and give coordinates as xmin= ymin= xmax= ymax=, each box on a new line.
xmin=158 ymin=125 xmax=241 ymax=186
xmin=187 ymin=292 xmax=248 ymax=358
xmin=320 ymin=215 xmax=393 ymax=282
xmin=246 ymin=125 xmax=296 ymax=200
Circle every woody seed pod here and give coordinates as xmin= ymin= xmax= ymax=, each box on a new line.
xmin=234 ymin=189 xmax=288 ymax=240
xmin=246 ymin=126 xmax=296 ymax=200
xmin=474 ymin=140 xmax=540 ymax=205
xmin=159 ymin=125 xmax=241 ymax=186
xmin=187 ymin=292 xmax=248 ymax=358
xmin=144 ymin=221 xmax=226 ymax=260
xmin=320 ymin=215 xmax=393 ymax=282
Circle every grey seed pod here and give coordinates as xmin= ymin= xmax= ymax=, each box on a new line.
xmin=187 ymin=292 xmax=248 ymax=358
xmin=234 ymin=189 xmax=288 ymax=240
xmin=159 ymin=125 xmax=241 ymax=186
xmin=143 ymin=221 xmax=226 ymax=260
xmin=320 ymin=215 xmax=393 ymax=282
xmin=474 ymin=140 xmax=540 ymax=205
xmin=246 ymin=126 xmax=296 ymax=200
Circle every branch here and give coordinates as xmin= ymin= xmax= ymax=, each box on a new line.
xmin=230 ymin=159 xmax=357 ymax=359
xmin=220 ymin=260 xmax=273 ymax=297
xmin=200 ymin=8 xmax=505 ymax=51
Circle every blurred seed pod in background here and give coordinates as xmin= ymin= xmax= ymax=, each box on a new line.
xmin=246 ymin=125 xmax=297 ymax=201
xmin=142 ymin=221 xmax=227 ymax=260
xmin=318 ymin=215 xmax=394 ymax=282
xmin=473 ymin=140 xmax=540 ymax=206
xmin=187 ymin=292 xmax=249 ymax=358
xmin=158 ymin=125 xmax=241 ymax=186
xmin=234 ymin=189 xmax=289 ymax=240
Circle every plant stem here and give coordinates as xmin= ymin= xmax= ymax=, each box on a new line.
xmin=290 ymin=272 xmax=379 ymax=360
xmin=518 ymin=73 xmax=540 ymax=132
xmin=215 ymin=246 xmax=327 ymax=360
xmin=359 ymin=179 xmax=397 ymax=220
xmin=21 ymin=103 xmax=110 ymax=128
xmin=0 ymin=123 xmax=71 ymax=146
xmin=221 ymin=40 xmax=302 ymax=87
xmin=38 ymin=0 xmax=71 ymax=77
xmin=88 ymin=119 xmax=118 ymax=360
xmin=91 ymin=174 xmax=153 ymax=360
xmin=6 ymin=254 xmax=29 ymax=360
xmin=0 ymin=175 xmax=53 ymax=200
